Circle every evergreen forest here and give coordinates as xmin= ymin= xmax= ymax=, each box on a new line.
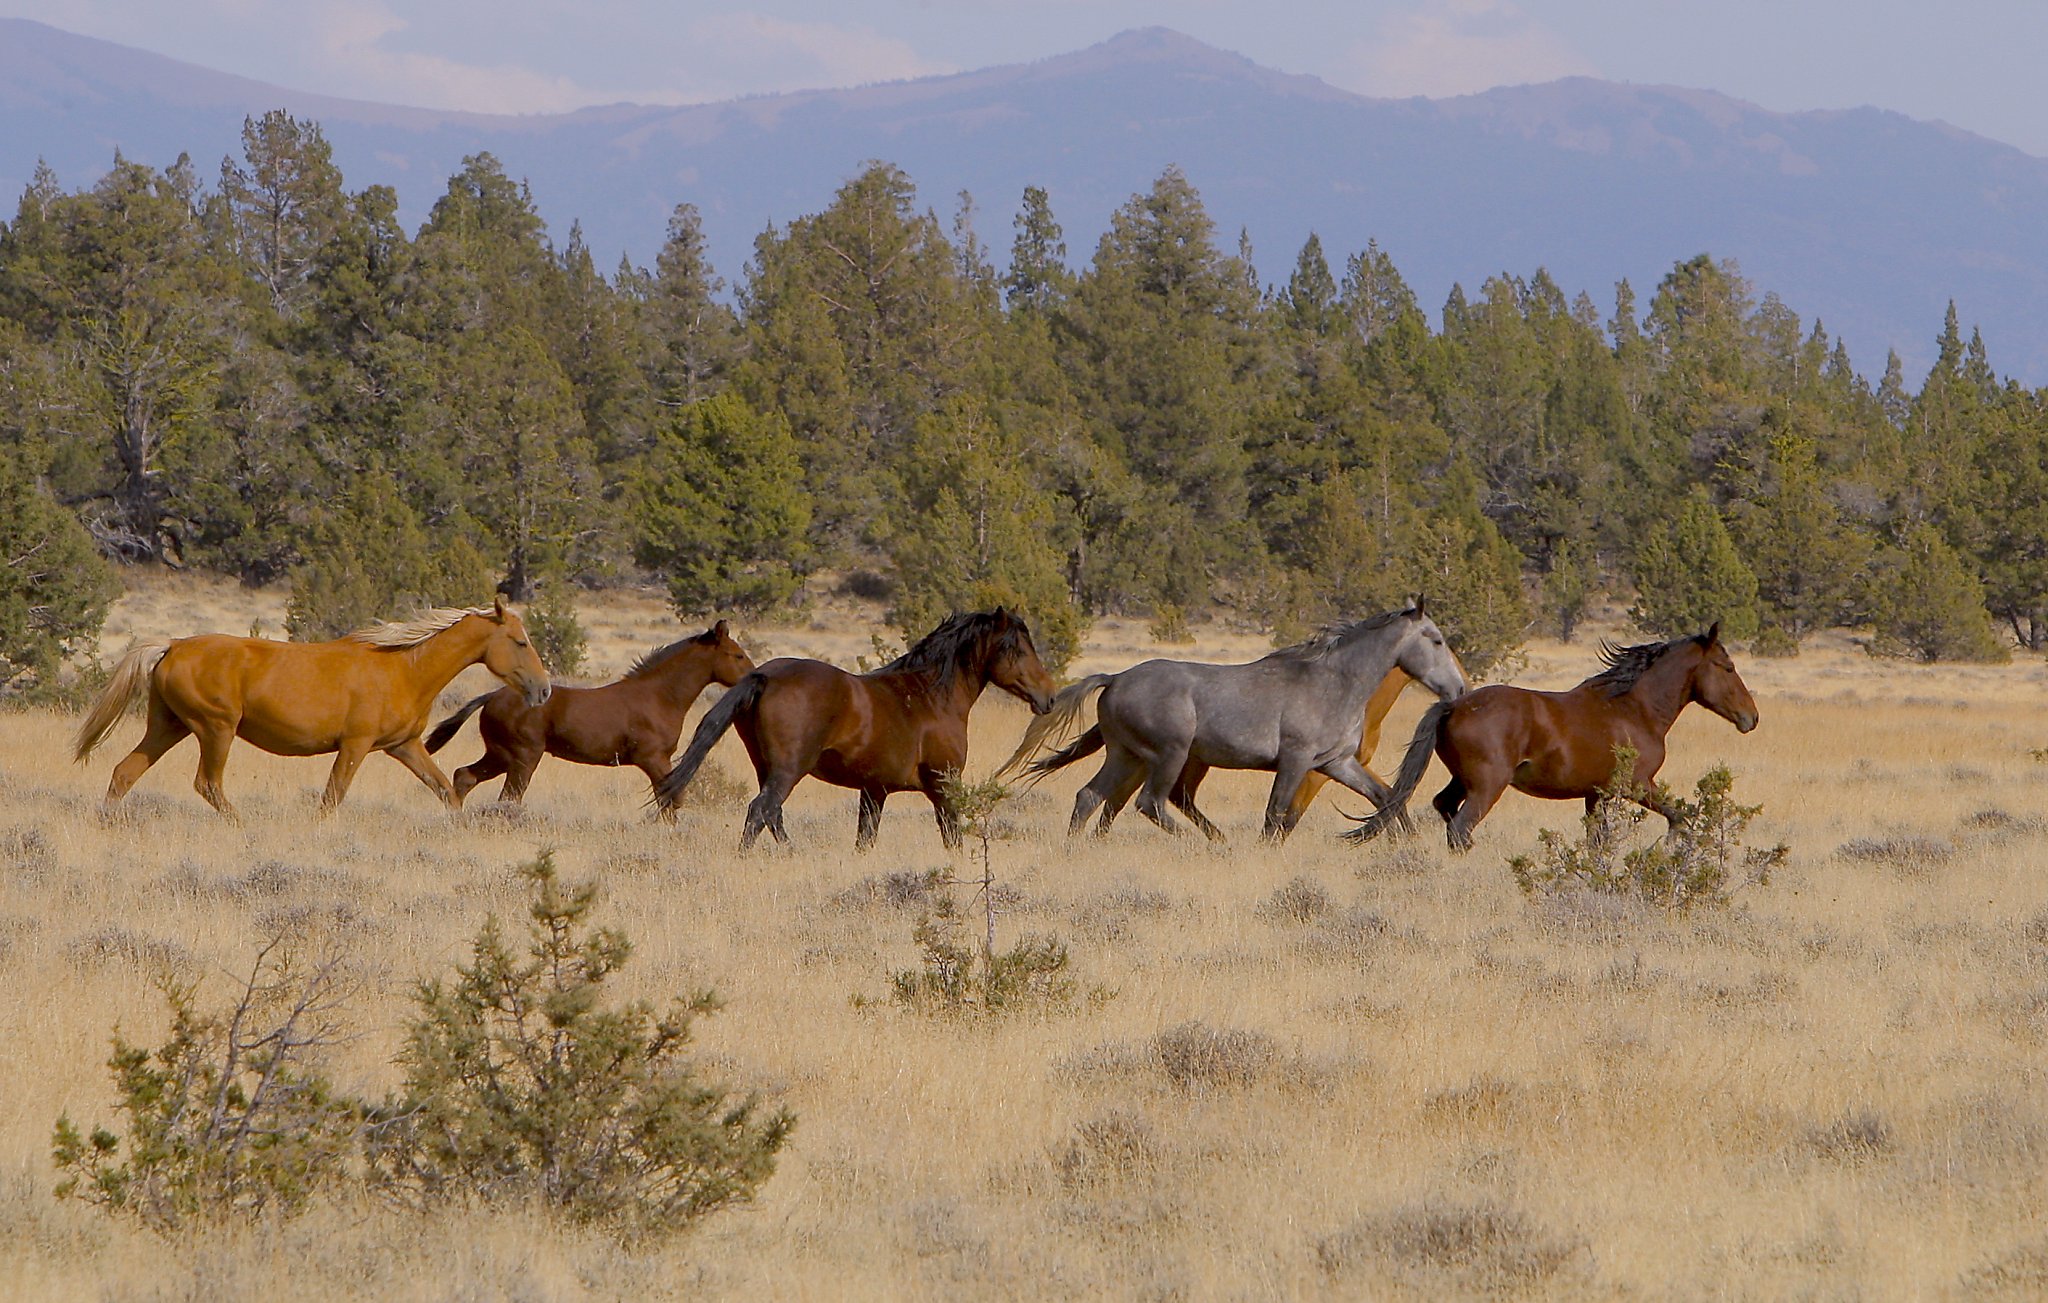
xmin=5 ymin=110 xmax=2043 ymax=688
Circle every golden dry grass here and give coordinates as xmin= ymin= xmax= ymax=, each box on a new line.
xmin=4 ymin=573 xmax=2048 ymax=1300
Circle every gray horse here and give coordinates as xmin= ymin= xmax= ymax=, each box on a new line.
xmin=997 ymin=603 xmax=1467 ymax=841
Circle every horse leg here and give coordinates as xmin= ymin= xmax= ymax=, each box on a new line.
xmin=386 ymin=737 xmax=459 ymax=810
xmin=319 ymin=739 xmax=374 ymax=813
xmin=634 ymin=752 xmax=679 ymax=822
xmin=451 ymin=748 xmax=505 ymax=806
xmin=741 ymin=769 xmax=801 ymax=849
xmin=1308 ymin=756 xmax=1399 ymax=842
xmin=1433 ymin=776 xmax=1467 ymax=826
xmin=1261 ymin=755 xmax=1317 ymax=842
xmin=856 ymin=788 xmax=887 ymax=851
xmin=1287 ymin=770 xmax=1332 ymax=828
xmin=191 ymin=721 xmax=241 ymax=820
xmin=921 ymin=778 xmax=962 ymax=851
xmin=1444 ymin=766 xmax=1510 ymax=852
xmin=105 ymin=698 xmax=190 ymax=805
xmin=497 ymin=744 xmax=543 ymax=804
xmin=1170 ymin=760 xmax=1226 ymax=844
xmin=1134 ymin=743 xmax=1192 ymax=836
xmin=1068 ymin=748 xmax=1132 ymax=835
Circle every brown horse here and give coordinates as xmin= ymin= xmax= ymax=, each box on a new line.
xmin=73 ymin=597 xmax=552 ymax=816
xmin=1348 ymin=624 xmax=1759 ymax=850
xmin=653 ymin=608 xmax=1057 ymax=850
xmin=423 ymin=620 xmax=754 ymax=810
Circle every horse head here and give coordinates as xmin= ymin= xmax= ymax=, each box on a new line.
xmin=698 ymin=618 xmax=756 ymax=687
xmin=986 ymin=607 xmax=1057 ymax=716
xmin=1687 ymin=622 xmax=1758 ymax=732
xmin=1393 ymin=598 xmax=1468 ymax=702
xmin=481 ymin=594 xmax=553 ymax=708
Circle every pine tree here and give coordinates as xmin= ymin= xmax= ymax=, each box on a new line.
xmin=1865 ymin=523 xmax=2007 ymax=662
xmin=286 ymin=469 xmax=493 ymax=641
xmin=1004 ymin=185 xmax=1071 ymax=314
xmin=0 ymin=450 xmax=119 ymax=692
xmin=1727 ymin=428 xmax=1867 ymax=652
xmin=1629 ymin=489 xmax=1759 ymax=639
xmin=632 ymin=393 xmax=811 ymax=615
xmin=886 ymin=395 xmax=1085 ymax=671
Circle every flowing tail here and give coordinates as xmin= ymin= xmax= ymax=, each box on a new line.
xmin=1343 ymin=700 xmax=1452 ymax=844
xmin=652 ymin=673 xmax=765 ymax=813
xmin=424 ymin=692 xmax=496 ymax=754
xmin=1020 ymin=725 xmax=1106 ymax=786
xmin=72 ymin=641 xmax=172 ymax=763
xmin=992 ymin=673 xmax=1116 ymax=780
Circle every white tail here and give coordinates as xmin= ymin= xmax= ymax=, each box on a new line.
xmin=72 ymin=641 xmax=170 ymax=763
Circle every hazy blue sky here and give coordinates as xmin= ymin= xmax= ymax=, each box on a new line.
xmin=11 ymin=1 xmax=2046 ymax=156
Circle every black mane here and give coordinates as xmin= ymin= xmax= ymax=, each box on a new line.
xmin=622 ymin=628 xmax=716 ymax=680
xmin=1580 ymin=636 xmax=1693 ymax=695
xmin=876 ymin=610 xmax=1030 ymax=691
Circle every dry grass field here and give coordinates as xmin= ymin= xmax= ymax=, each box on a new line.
xmin=3 ymin=572 xmax=2047 ymax=1300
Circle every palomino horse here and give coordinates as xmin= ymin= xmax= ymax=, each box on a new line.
xmin=425 ymin=619 xmax=753 ymax=810
xmin=1348 ymin=624 xmax=1759 ymax=850
xmin=1000 ymin=604 xmax=1467 ymax=842
xmin=73 ymin=597 xmax=551 ymax=816
xmin=653 ymin=608 xmax=1057 ymax=850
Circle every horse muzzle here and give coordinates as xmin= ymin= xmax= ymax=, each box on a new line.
xmin=525 ymin=681 xmax=554 ymax=709
xmin=1736 ymin=711 xmax=1759 ymax=733
xmin=1030 ymin=691 xmax=1055 ymax=716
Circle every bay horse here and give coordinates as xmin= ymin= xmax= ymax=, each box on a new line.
xmin=1348 ymin=624 xmax=1759 ymax=851
xmin=73 ymin=597 xmax=551 ymax=816
xmin=424 ymin=619 xmax=753 ymax=811
xmin=652 ymin=608 xmax=1058 ymax=850
xmin=999 ymin=604 xmax=1467 ymax=842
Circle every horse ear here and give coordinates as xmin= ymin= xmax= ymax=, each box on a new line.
xmin=1701 ymin=621 xmax=1721 ymax=645
xmin=1407 ymin=595 xmax=1426 ymax=618
xmin=492 ymin=593 xmax=508 ymax=621
xmin=713 ymin=618 xmax=730 ymax=638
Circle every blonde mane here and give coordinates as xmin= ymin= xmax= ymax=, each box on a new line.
xmin=344 ymin=607 xmax=492 ymax=649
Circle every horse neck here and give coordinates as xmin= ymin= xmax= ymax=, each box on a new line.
xmin=1324 ymin=630 xmax=1403 ymax=697
xmin=891 ymin=654 xmax=985 ymax=720
xmin=1624 ymin=650 xmax=1700 ymax=734
xmin=402 ymin=618 xmax=495 ymax=698
xmin=638 ymin=651 xmax=717 ymax=712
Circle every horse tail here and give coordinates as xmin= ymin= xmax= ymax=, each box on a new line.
xmin=1343 ymin=700 xmax=1452 ymax=844
xmin=992 ymin=673 xmax=1115 ymax=780
xmin=72 ymin=641 xmax=171 ymax=763
xmin=652 ymin=673 xmax=765 ymax=814
xmin=1020 ymin=724 xmax=1106 ymax=786
xmin=424 ymin=692 xmax=495 ymax=754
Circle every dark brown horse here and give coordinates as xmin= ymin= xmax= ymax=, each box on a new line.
xmin=423 ymin=620 xmax=754 ymax=810
xmin=653 ymin=609 xmax=1057 ymax=849
xmin=1349 ymin=625 xmax=1759 ymax=850
xmin=73 ymin=598 xmax=552 ymax=816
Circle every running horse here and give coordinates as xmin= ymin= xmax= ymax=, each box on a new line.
xmin=1348 ymin=624 xmax=1759 ymax=850
xmin=424 ymin=619 xmax=753 ymax=810
xmin=653 ymin=608 xmax=1057 ymax=849
xmin=998 ymin=603 xmax=1467 ymax=842
xmin=73 ymin=598 xmax=552 ymax=816
xmin=1026 ymin=661 xmax=1454 ymax=843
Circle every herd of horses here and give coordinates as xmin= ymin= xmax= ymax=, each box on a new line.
xmin=69 ymin=598 xmax=1760 ymax=852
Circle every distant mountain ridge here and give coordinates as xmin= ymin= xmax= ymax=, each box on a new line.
xmin=4 ymin=18 xmax=2047 ymax=379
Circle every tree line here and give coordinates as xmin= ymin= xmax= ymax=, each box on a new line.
xmin=3 ymin=109 xmax=2043 ymax=691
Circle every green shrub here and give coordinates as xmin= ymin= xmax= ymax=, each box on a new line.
xmin=51 ymin=944 xmax=364 ymax=1230
xmin=523 ymin=577 xmax=587 ymax=678
xmin=0 ymin=452 xmax=118 ymax=695
xmin=884 ymin=775 xmax=1078 ymax=1016
xmin=1508 ymin=748 xmax=1785 ymax=910
xmin=368 ymin=851 xmax=792 ymax=1236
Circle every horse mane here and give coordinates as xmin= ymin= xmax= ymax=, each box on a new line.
xmin=1581 ymin=635 xmax=1694 ymax=695
xmin=345 ymin=607 xmax=491 ymax=649
xmin=876 ymin=611 xmax=1028 ymax=691
xmin=623 ymin=629 xmax=714 ymax=680
xmin=1260 ymin=607 xmax=1409 ymax=664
